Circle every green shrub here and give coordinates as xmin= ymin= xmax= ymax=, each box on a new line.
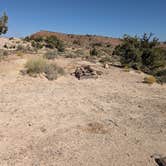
xmin=29 ymin=36 xmax=65 ymax=52
xmin=155 ymin=69 xmax=166 ymax=83
xmin=157 ymin=76 xmax=166 ymax=83
xmin=31 ymin=41 xmax=44 ymax=49
xmin=45 ymin=36 xmax=65 ymax=52
xmin=113 ymin=33 xmax=166 ymax=83
xmin=44 ymin=50 xmax=58 ymax=59
xmin=155 ymin=69 xmax=166 ymax=77
xmin=90 ymin=48 xmax=98 ymax=56
xmin=0 ymin=12 xmax=8 ymax=35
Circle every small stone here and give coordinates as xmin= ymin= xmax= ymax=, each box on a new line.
xmin=40 ymin=127 xmax=47 ymax=133
xmin=104 ymin=63 xmax=109 ymax=69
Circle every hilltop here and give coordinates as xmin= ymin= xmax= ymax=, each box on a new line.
xmin=29 ymin=30 xmax=122 ymax=47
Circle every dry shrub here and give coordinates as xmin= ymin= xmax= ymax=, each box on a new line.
xmin=25 ymin=57 xmax=64 ymax=80
xmin=44 ymin=63 xmax=65 ymax=80
xmin=143 ymin=75 xmax=156 ymax=84
xmin=81 ymin=122 xmax=108 ymax=134
xmin=25 ymin=57 xmax=47 ymax=74
xmin=16 ymin=51 xmax=24 ymax=57
xmin=0 ymin=49 xmax=8 ymax=60
xmin=44 ymin=50 xmax=58 ymax=59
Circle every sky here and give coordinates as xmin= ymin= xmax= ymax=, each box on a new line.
xmin=0 ymin=0 xmax=166 ymax=41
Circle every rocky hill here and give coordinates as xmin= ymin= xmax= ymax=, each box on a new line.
xmin=29 ymin=30 xmax=122 ymax=48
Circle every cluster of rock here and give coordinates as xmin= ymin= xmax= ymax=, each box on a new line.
xmin=0 ymin=37 xmax=31 ymax=51
xmin=74 ymin=65 xmax=102 ymax=80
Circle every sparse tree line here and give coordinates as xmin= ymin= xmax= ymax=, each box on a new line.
xmin=113 ymin=33 xmax=166 ymax=83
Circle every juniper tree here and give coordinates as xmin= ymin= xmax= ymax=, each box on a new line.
xmin=0 ymin=12 xmax=8 ymax=35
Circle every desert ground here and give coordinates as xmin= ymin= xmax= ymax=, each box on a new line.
xmin=0 ymin=54 xmax=165 ymax=166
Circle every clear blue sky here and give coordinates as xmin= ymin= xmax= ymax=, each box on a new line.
xmin=0 ymin=0 xmax=166 ymax=41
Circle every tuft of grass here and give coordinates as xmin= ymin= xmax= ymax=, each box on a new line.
xmin=44 ymin=63 xmax=65 ymax=80
xmin=123 ymin=66 xmax=130 ymax=72
xmin=16 ymin=51 xmax=24 ymax=57
xmin=25 ymin=57 xmax=47 ymax=74
xmin=44 ymin=50 xmax=58 ymax=59
xmin=99 ymin=56 xmax=112 ymax=64
xmin=25 ymin=57 xmax=65 ymax=80
xmin=0 ymin=50 xmax=8 ymax=60
xmin=143 ymin=75 xmax=156 ymax=84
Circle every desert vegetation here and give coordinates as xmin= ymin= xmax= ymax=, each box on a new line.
xmin=0 ymin=12 xmax=8 ymax=35
xmin=0 ymin=18 xmax=166 ymax=166
xmin=25 ymin=57 xmax=65 ymax=80
xmin=25 ymin=35 xmax=65 ymax=52
xmin=113 ymin=33 xmax=166 ymax=83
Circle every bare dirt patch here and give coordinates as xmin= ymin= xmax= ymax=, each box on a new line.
xmin=0 ymin=55 xmax=165 ymax=166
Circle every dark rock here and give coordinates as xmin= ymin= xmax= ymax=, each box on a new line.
xmin=155 ymin=157 xmax=166 ymax=166
xmin=74 ymin=65 xmax=102 ymax=80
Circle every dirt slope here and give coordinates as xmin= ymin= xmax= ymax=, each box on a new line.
xmin=0 ymin=56 xmax=166 ymax=166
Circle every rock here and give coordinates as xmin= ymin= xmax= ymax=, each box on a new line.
xmin=104 ymin=63 xmax=109 ymax=69
xmin=155 ymin=157 xmax=166 ymax=166
xmin=151 ymin=154 xmax=166 ymax=166
xmin=74 ymin=65 xmax=102 ymax=80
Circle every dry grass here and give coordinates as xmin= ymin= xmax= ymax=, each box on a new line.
xmin=25 ymin=57 xmax=47 ymax=74
xmin=25 ymin=57 xmax=65 ymax=80
xmin=80 ymin=122 xmax=108 ymax=134
xmin=143 ymin=75 xmax=156 ymax=84
xmin=44 ymin=63 xmax=65 ymax=80
xmin=16 ymin=51 xmax=24 ymax=57
xmin=44 ymin=50 xmax=58 ymax=59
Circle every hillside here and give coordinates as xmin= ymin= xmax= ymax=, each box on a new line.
xmin=29 ymin=30 xmax=122 ymax=47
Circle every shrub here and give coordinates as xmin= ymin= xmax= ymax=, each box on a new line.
xmin=113 ymin=33 xmax=166 ymax=83
xmin=25 ymin=57 xmax=47 ymax=74
xmin=90 ymin=48 xmax=98 ymax=56
xmin=74 ymin=49 xmax=86 ymax=56
xmin=44 ymin=50 xmax=58 ymax=59
xmin=44 ymin=63 xmax=65 ymax=80
xmin=0 ymin=49 xmax=8 ymax=60
xmin=155 ymin=69 xmax=166 ymax=83
xmin=29 ymin=36 xmax=65 ymax=52
xmin=99 ymin=56 xmax=112 ymax=64
xmin=73 ymin=40 xmax=81 ymax=45
xmin=25 ymin=57 xmax=64 ymax=80
xmin=31 ymin=41 xmax=44 ymax=49
xmin=92 ymin=42 xmax=103 ymax=47
xmin=16 ymin=51 xmax=23 ymax=57
xmin=157 ymin=76 xmax=166 ymax=84
xmin=143 ymin=75 xmax=156 ymax=84
xmin=17 ymin=45 xmax=25 ymax=51
xmin=45 ymin=36 xmax=65 ymax=52
xmin=0 ymin=12 xmax=8 ymax=35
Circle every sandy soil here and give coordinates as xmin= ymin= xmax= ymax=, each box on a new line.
xmin=0 ymin=56 xmax=166 ymax=166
